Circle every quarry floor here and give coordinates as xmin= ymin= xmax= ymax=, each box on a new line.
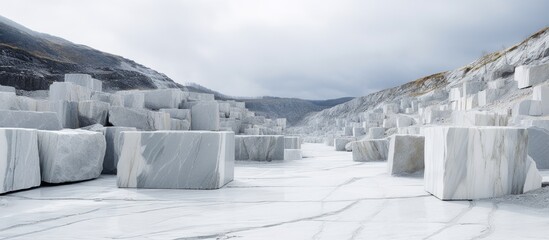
xmin=1 ymin=144 xmax=549 ymax=240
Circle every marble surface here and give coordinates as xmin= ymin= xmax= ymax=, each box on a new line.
xmin=334 ymin=137 xmax=355 ymax=151
xmin=532 ymin=84 xmax=549 ymax=115
xmin=388 ymin=134 xmax=424 ymax=175
xmin=65 ymin=74 xmax=102 ymax=92
xmin=527 ymin=126 xmax=549 ymax=169
xmin=424 ymin=126 xmax=541 ymax=200
xmin=0 ymin=128 xmax=40 ymax=194
xmin=115 ymin=90 xmax=145 ymax=109
xmin=235 ymin=135 xmax=284 ymax=161
xmin=284 ymin=149 xmax=302 ymax=160
xmin=37 ymin=130 xmax=106 ymax=183
xmin=49 ymin=82 xmax=91 ymax=102
xmin=284 ymin=136 xmax=301 ymax=149
xmin=191 ymin=101 xmax=220 ymax=131
xmin=108 ymin=107 xmax=171 ymax=131
xmin=37 ymin=100 xmax=79 ymax=129
xmin=142 ymin=89 xmax=185 ymax=110
xmin=102 ymin=127 xmax=137 ymax=174
xmin=78 ymin=100 xmax=110 ymax=127
xmin=159 ymin=108 xmax=191 ymax=121
xmin=0 ymin=110 xmax=62 ymax=130
xmin=0 ymin=143 xmax=548 ymax=239
xmin=352 ymin=139 xmax=389 ymax=162
xmin=117 ymin=131 xmax=234 ymax=189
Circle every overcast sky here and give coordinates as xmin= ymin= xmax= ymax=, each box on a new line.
xmin=1 ymin=1 xmax=548 ymax=99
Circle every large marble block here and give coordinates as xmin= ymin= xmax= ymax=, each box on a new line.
xmin=452 ymin=111 xmax=508 ymax=126
xmin=424 ymin=126 xmax=541 ymax=200
xmin=115 ymin=91 xmax=145 ymax=109
xmin=170 ymin=119 xmax=191 ymax=131
xmin=0 ymin=129 xmax=41 ymax=194
xmin=352 ymin=139 xmax=389 ymax=162
xmin=13 ymin=96 xmax=38 ymax=111
xmin=160 ymin=108 xmax=191 ymax=121
xmin=0 ymin=110 xmax=62 ymax=130
xmin=78 ymin=100 xmax=109 ymax=127
xmin=387 ymin=135 xmax=424 ymax=175
xmin=284 ymin=136 xmax=301 ymax=149
xmin=117 ymin=131 xmax=234 ymax=189
xmin=422 ymin=107 xmax=452 ymax=124
xmin=515 ymin=63 xmax=549 ymax=89
xmin=91 ymin=92 xmax=124 ymax=107
xmin=235 ymin=135 xmax=284 ymax=161
xmin=284 ymin=149 xmax=302 ymax=160
xmin=532 ymin=84 xmax=549 ymax=115
xmin=368 ymin=127 xmax=385 ymax=139
xmin=0 ymin=85 xmax=16 ymax=93
xmin=191 ymin=101 xmax=220 ymax=131
xmin=64 ymin=74 xmax=102 ymax=92
xmin=219 ymin=119 xmax=241 ymax=133
xmin=36 ymin=100 xmax=79 ymax=129
xmin=102 ymin=127 xmax=137 ymax=174
xmin=396 ymin=116 xmax=414 ymax=128
xmin=187 ymin=92 xmax=215 ymax=101
xmin=37 ymin=130 xmax=106 ymax=183
xmin=477 ymin=89 xmax=502 ymax=107
xmin=0 ymin=92 xmax=16 ymax=110
xmin=513 ymin=100 xmax=542 ymax=116
xmin=108 ymin=107 xmax=171 ymax=131
xmin=352 ymin=127 xmax=366 ymax=137
xmin=335 ymin=137 xmax=355 ymax=151
xmin=463 ymin=81 xmax=484 ymax=96
xmin=218 ymin=102 xmax=231 ymax=114
xmin=49 ymin=82 xmax=92 ymax=102
xmin=449 ymin=87 xmax=462 ymax=101
xmin=143 ymin=89 xmax=185 ymax=110
xmin=527 ymin=127 xmax=549 ymax=169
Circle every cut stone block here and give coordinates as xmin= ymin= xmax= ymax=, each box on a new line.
xmin=143 ymin=89 xmax=185 ymax=110
xmin=235 ymin=135 xmax=284 ymax=161
xmin=352 ymin=139 xmax=389 ymax=162
xmin=49 ymin=82 xmax=91 ymax=102
xmin=0 ymin=128 xmax=41 ymax=194
xmin=37 ymin=130 xmax=106 ymax=183
xmin=102 ymin=127 xmax=137 ymax=174
xmin=191 ymin=101 xmax=220 ymax=131
xmin=36 ymin=100 xmax=79 ymax=129
xmin=284 ymin=136 xmax=301 ymax=149
xmin=117 ymin=131 xmax=234 ymax=189
xmin=422 ymin=107 xmax=452 ymax=124
xmin=78 ymin=100 xmax=110 ymax=127
xmin=284 ymin=149 xmax=302 ymax=160
xmin=0 ymin=92 xmax=16 ymax=110
xmin=65 ymin=74 xmax=102 ymax=92
xmin=513 ymin=100 xmax=542 ymax=116
xmin=91 ymin=92 xmax=124 ymax=107
xmin=352 ymin=127 xmax=366 ymax=137
xmin=244 ymin=128 xmax=260 ymax=135
xmin=465 ymin=94 xmax=478 ymax=110
xmin=490 ymin=64 xmax=514 ymax=81
xmin=424 ymin=126 xmax=541 ymax=200
xmin=387 ymin=135 xmax=424 ymax=175
xmin=368 ymin=127 xmax=385 ymax=139
xmin=171 ymin=119 xmax=191 ymax=130
xmin=115 ymin=91 xmax=145 ymax=109
xmin=477 ymin=89 xmax=502 ymax=107
xmin=343 ymin=127 xmax=353 ymax=136
xmin=396 ymin=116 xmax=414 ymax=128
xmin=159 ymin=108 xmax=191 ymax=121
xmin=335 ymin=137 xmax=355 ymax=151
xmin=449 ymin=87 xmax=462 ymax=101
xmin=532 ymin=84 xmax=549 ymax=115
xmin=187 ymin=92 xmax=215 ymax=101
xmin=13 ymin=96 xmax=38 ymax=111
xmin=383 ymin=103 xmax=399 ymax=114
xmin=515 ymin=63 xmax=549 ymax=89
xmin=463 ymin=81 xmax=484 ymax=96
xmin=0 ymin=110 xmax=62 ymax=130
xmin=219 ymin=119 xmax=241 ymax=133
xmin=452 ymin=111 xmax=508 ymax=126
xmin=0 ymin=85 xmax=16 ymax=93
xmin=527 ymin=127 xmax=549 ymax=169
xmin=219 ymin=102 xmax=231 ymax=113
xmin=108 ymin=107 xmax=171 ymax=131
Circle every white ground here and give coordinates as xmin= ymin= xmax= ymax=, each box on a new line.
xmin=1 ymin=143 xmax=548 ymax=239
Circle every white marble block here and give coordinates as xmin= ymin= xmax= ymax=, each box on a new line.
xmin=368 ymin=127 xmax=385 ymax=139
xmin=284 ymin=136 xmax=301 ymax=149
xmin=477 ymin=89 xmax=502 ymax=107
xmin=117 ymin=131 xmax=234 ymax=189
xmin=218 ymin=102 xmax=231 ymax=114
xmin=102 ymin=127 xmax=137 ymax=174
xmin=13 ymin=96 xmax=38 ymax=111
xmin=284 ymin=149 xmax=302 ymax=160
xmin=0 ymin=92 xmax=16 ymax=110
xmin=352 ymin=127 xmax=366 ymax=137
xmin=64 ymin=74 xmax=102 ymax=92
xmin=49 ymin=82 xmax=92 ymax=102
xmin=115 ymin=90 xmax=145 ymax=109
xmin=449 ymin=87 xmax=462 ymax=101
xmin=527 ymin=127 xmax=549 ymax=169
xmin=396 ymin=116 xmax=414 ymax=128
xmin=388 ymin=135 xmax=424 ymax=175
xmin=235 ymin=135 xmax=284 ymax=161
xmin=0 ymin=128 xmax=41 ymax=194
xmin=108 ymin=107 xmax=171 ymax=131
xmin=515 ymin=63 xmax=549 ymax=89
xmin=143 ymin=89 xmax=185 ymax=110
xmin=78 ymin=100 xmax=110 ymax=127
xmin=0 ymin=85 xmax=16 ymax=93
xmin=424 ymin=126 xmax=541 ymax=200
xmin=422 ymin=107 xmax=452 ymax=124
xmin=36 ymin=100 xmax=79 ymax=129
xmin=463 ymin=81 xmax=484 ymax=96
xmin=37 ymin=130 xmax=106 ymax=183
xmin=219 ymin=119 xmax=241 ymax=133
xmin=0 ymin=110 xmax=62 ymax=130
xmin=160 ymin=108 xmax=191 ymax=120
xmin=513 ymin=100 xmax=542 ymax=116
xmin=187 ymin=92 xmax=215 ymax=101
xmin=352 ymin=139 xmax=389 ymax=162
xmin=452 ymin=111 xmax=508 ymax=127
xmin=91 ymin=92 xmax=124 ymax=107
xmin=532 ymin=84 xmax=549 ymax=115
xmin=191 ymin=101 xmax=220 ymax=131
xmin=170 ymin=119 xmax=191 ymax=130
xmin=334 ymin=137 xmax=355 ymax=151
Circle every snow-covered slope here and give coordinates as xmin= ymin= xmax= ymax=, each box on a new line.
xmin=290 ymin=27 xmax=549 ymax=135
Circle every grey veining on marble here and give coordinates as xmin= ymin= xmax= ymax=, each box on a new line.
xmin=36 ymin=100 xmax=79 ymax=129
xmin=78 ymin=100 xmax=110 ymax=127
xmin=284 ymin=136 xmax=301 ymax=149
xmin=117 ymin=131 xmax=234 ymax=189
xmin=65 ymin=73 xmax=102 ymax=92
xmin=424 ymin=126 xmax=542 ymax=200
xmin=0 ymin=128 xmax=40 ymax=194
xmin=352 ymin=139 xmax=389 ymax=162
xmin=235 ymin=135 xmax=284 ymax=161
xmin=102 ymin=127 xmax=137 ymax=174
xmin=0 ymin=110 xmax=62 ymax=130
xmin=37 ymin=130 xmax=106 ymax=183
xmin=108 ymin=106 xmax=171 ymax=130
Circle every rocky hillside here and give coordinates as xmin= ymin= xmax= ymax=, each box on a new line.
xmin=0 ymin=15 xmax=180 ymax=91
xmin=290 ymin=27 xmax=549 ymax=135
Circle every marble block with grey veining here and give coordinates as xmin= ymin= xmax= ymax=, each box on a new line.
xmin=159 ymin=108 xmax=191 ymax=121
xmin=143 ymin=89 xmax=186 ymax=110
xmin=37 ymin=129 xmax=106 ymax=183
xmin=65 ymin=73 xmax=102 ymax=92
xmin=49 ymin=82 xmax=92 ymax=102
xmin=191 ymin=101 xmax=220 ymax=131
xmin=115 ymin=90 xmax=145 ymax=109
xmin=0 ymin=128 xmax=41 ymax=194
xmin=284 ymin=149 xmax=302 ymax=160
xmin=117 ymin=131 xmax=235 ymax=189
xmin=334 ymin=137 xmax=355 ymax=151
xmin=0 ymin=110 xmax=62 ymax=130
xmin=352 ymin=139 xmax=389 ymax=162
xmin=387 ymin=134 xmax=424 ymax=175
xmin=527 ymin=126 xmax=549 ymax=169
xmin=284 ymin=136 xmax=301 ymax=149
xmin=78 ymin=100 xmax=110 ymax=127
xmin=36 ymin=100 xmax=79 ymax=129
xmin=235 ymin=135 xmax=284 ymax=161
xmin=424 ymin=126 xmax=542 ymax=200
xmin=102 ymin=127 xmax=137 ymax=174
xmin=108 ymin=107 xmax=171 ymax=131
